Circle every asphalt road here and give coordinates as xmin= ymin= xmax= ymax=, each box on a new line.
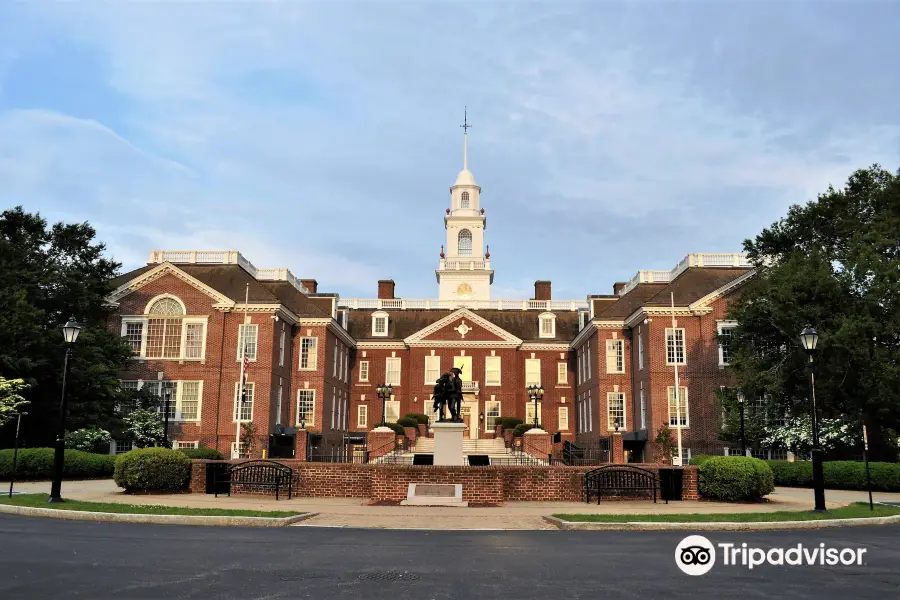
xmin=1 ymin=515 xmax=898 ymax=599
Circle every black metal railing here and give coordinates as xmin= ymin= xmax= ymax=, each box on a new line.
xmin=307 ymin=446 xmax=367 ymax=463
xmin=560 ymin=440 xmax=610 ymax=465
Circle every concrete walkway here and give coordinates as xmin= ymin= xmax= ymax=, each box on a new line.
xmin=7 ymin=480 xmax=900 ymax=530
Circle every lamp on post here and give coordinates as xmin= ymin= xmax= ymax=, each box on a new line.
xmin=527 ymin=384 xmax=544 ymax=428
xmin=376 ymin=383 xmax=393 ymax=426
xmin=800 ymin=325 xmax=827 ymax=512
xmin=49 ymin=317 xmax=82 ymax=504
xmin=737 ymin=391 xmax=746 ymax=457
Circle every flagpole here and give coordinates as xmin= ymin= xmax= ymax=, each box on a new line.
xmin=234 ymin=283 xmax=250 ymax=459
xmin=671 ymin=291 xmax=683 ymax=466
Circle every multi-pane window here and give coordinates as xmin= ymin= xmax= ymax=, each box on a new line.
xmin=174 ymin=441 xmax=199 ymax=450
xmin=385 ymin=358 xmax=401 ymax=386
xmin=425 ymin=356 xmax=441 ymax=385
xmin=344 ymin=349 xmax=349 ymax=383
xmin=297 ymin=390 xmax=315 ymax=426
xmin=125 ymin=322 xmax=143 ymax=354
xmin=587 ymin=390 xmax=592 ymax=432
xmin=115 ymin=440 xmax=134 ymax=454
xmin=525 ymin=358 xmax=541 ymax=386
xmin=279 ymin=328 xmax=286 ymax=367
xmin=557 ymin=362 xmax=567 ymax=384
xmin=606 ymin=339 xmax=624 ymax=373
xmin=183 ymin=323 xmax=204 ymax=359
xmin=679 ymin=448 xmax=692 ymax=464
xmin=276 ymin=379 xmax=283 ymax=425
xmin=147 ymin=299 xmax=183 ymax=359
xmin=578 ymin=347 xmax=583 ymax=384
xmin=385 ymin=400 xmax=400 ymax=422
xmin=667 ymin=386 xmax=689 ymax=427
xmin=607 ymin=392 xmax=625 ymax=430
xmin=638 ymin=328 xmax=644 ymax=370
xmin=299 ymin=337 xmax=317 ymax=370
xmin=458 ymin=229 xmax=472 ymax=256
xmin=179 ymin=381 xmax=200 ymax=421
xmin=718 ymin=323 xmax=736 ymax=366
xmin=143 ymin=381 xmax=177 ymax=419
xmin=484 ymin=400 xmax=501 ymax=431
xmin=357 ymin=405 xmax=368 ymax=428
xmin=118 ymin=380 xmax=139 ymax=415
xmin=234 ymin=382 xmax=254 ymax=421
xmin=372 ymin=313 xmax=388 ymax=336
xmin=460 ymin=191 xmax=470 ymax=208
xmin=333 ymin=339 xmax=338 ymax=377
xmin=540 ymin=315 xmax=555 ymax=337
xmin=485 ymin=356 xmax=501 ymax=386
xmin=237 ymin=324 xmax=258 ymax=361
xmin=666 ymin=328 xmax=686 ymax=365
xmin=586 ymin=341 xmax=591 ymax=380
xmin=640 ymin=386 xmax=646 ymax=429
xmin=359 ymin=360 xmax=369 ymax=382
xmin=558 ymin=406 xmax=569 ymax=430
xmin=525 ymin=401 xmax=542 ymax=425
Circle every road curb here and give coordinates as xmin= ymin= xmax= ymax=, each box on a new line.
xmin=543 ymin=514 xmax=900 ymax=531
xmin=0 ymin=503 xmax=318 ymax=527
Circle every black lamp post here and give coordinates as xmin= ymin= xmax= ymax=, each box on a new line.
xmin=737 ymin=391 xmax=747 ymax=456
xmin=376 ymin=383 xmax=393 ymax=426
xmin=800 ymin=326 xmax=827 ymax=512
xmin=527 ymin=384 xmax=544 ymax=428
xmin=163 ymin=387 xmax=172 ymax=448
xmin=8 ymin=410 xmax=25 ymax=498
xmin=49 ymin=317 xmax=82 ymax=504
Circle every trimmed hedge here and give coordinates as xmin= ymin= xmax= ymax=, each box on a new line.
xmin=0 ymin=448 xmax=116 ymax=481
xmin=501 ymin=417 xmax=524 ymax=430
xmin=114 ymin=448 xmax=192 ymax=492
xmin=688 ymin=454 xmax=715 ymax=467
xmin=382 ymin=422 xmax=407 ymax=436
xmin=396 ymin=416 xmax=419 ymax=428
xmin=404 ymin=413 xmax=430 ymax=425
xmin=767 ymin=460 xmax=900 ymax=492
xmin=178 ymin=447 xmax=224 ymax=460
xmin=699 ymin=456 xmax=775 ymax=501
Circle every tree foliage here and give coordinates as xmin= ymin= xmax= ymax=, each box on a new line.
xmin=0 ymin=207 xmax=134 ymax=447
xmin=725 ymin=164 xmax=900 ymax=460
xmin=0 ymin=377 xmax=30 ymax=428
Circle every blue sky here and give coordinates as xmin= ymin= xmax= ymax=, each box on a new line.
xmin=1 ymin=2 xmax=898 ymax=300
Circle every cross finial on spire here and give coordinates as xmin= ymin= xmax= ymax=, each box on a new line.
xmin=460 ymin=106 xmax=471 ymax=133
xmin=460 ymin=107 xmax=471 ymax=170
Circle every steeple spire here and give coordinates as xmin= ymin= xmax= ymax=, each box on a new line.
xmin=460 ymin=106 xmax=471 ymax=171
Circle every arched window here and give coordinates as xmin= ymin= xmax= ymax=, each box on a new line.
xmin=458 ymin=229 xmax=472 ymax=256
xmin=461 ymin=191 xmax=470 ymax=208
xmin=146 ymin=296 xmax=184 ymax=358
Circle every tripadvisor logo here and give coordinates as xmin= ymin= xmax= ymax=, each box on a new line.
xmin=675 ymin=535 xmax=867 ymax=576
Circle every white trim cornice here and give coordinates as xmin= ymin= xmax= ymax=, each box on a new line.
xmin=689 ymin=268 xmax=757 ymax=310
xmin=570 ymin=322 xmax=597 ymax=349
xmin=408 ymin=340 xmax=521 ymax=349
xmin=624 ymin=306 xmax=712 ymax=328
xmin=404 ymin=308 xmax=523 ymax=346
xmin=108 ymin=263 xmax=234 ymax=307
xmin=355 ymin=341 xmax=408 ymax=350
xmin=519 ymin=343 xmax=571 ymax=351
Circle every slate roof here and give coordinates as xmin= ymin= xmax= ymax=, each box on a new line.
xmin=642 ymin=268 xmax=751 ymax=306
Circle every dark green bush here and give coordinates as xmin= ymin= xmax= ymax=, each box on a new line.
xmin=383 ymin=422 xmax=407 ymax=436
xmin=699 ymin=456 xmax=775 ymax=501
xmin=501 ymin=417 xmax=524 ymax=430
xmin=766 ymin=460 xmax=900 ymax=492
xmin=513 ymin=423 xmax=544 ymax=437
xmin=404 ymin=413 xmax=429 ymax=425
xmin=688 ymin=454 xmax=715 ymax=467
xmin=114 ymin=448 xmax=191 ymax=492
xmin=396 ymin=416 xmax=418 ymax=428
xmin=0 ymin=448 xmax=116 ymax=481
xmin=179 ymin=447 xmax=224 ymax=460
xmin=493 ymin=416 xmax=503 ymax=427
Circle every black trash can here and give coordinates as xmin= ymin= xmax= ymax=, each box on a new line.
xmin=205 ymin=462 xmax=230 ymax=495
xmin=658 ymin=468 xmax=683 ymax=501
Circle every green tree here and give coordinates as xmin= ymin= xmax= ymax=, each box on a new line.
xmin=725 ymin=164 xmax=900 ymax=460
xmin=0 ymin=207 xmax=134 ymax=447
xmin=0 ymin=377 xmax=30 ymax=428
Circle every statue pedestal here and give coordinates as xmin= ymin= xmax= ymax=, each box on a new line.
xmin=431 ymin=422 xmax=466 ymax=466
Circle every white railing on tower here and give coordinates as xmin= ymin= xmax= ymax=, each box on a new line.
xmin=618 ymin=253 xmax=751 ymax=296
xmin=337 ymin=298 xmax=588 ymax=311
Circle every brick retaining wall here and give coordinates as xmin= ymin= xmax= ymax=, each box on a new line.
xmin=190 ymin=460 xmax=698 ymax=504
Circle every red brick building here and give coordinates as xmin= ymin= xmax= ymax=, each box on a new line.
xmin=105 ymin=130 xmax=755 ymax=462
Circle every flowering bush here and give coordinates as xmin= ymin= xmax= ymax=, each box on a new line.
xmin=762 ymin=416 xmax=860 ymax=453
xmin=124 ymin=409 xmax=165 ymax=448
xmin=65 ymin=427 xmax=112 ymax=453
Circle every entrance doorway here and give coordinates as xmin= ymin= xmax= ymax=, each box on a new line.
xmin=461 ymin=404 xmax=471 ymax=439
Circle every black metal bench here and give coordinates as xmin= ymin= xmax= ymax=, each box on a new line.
xmin=584 ymin=465 xmax=659 ymax=504
xmin=215 ymin=460 xmax=294 ymax=500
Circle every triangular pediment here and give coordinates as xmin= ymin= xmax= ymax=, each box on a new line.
xmin=106 ymin=263 xmax=234 ymax=308
xmin=405 ymin=309 xmax=522 ymax=347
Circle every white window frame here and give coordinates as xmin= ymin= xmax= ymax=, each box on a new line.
xmin=425 ymin=356 xmax=441 ymax=385
xmin=667 ymin=386 xmax=689 ymax=428
xmin=578 ymin=347 xmax=583 ymax=385
xmin=333 ymin=339 xmax=338 ymax=378
xmin=606 ymin=339 xmax=625 ymax=374
xmin=460 ymin=190 xmax=470 ymax=208
xmin=665 ymin=328 xmax=686 ymax=366
xmin=638 ymin=328 xmax=644 ymax=370
xmin=557 ymin=362 xmax=567 ymax=384
xmin=525 ymin=358 xmax=541 ymax=386
xmin=278 ymin=327 xmax=286 ymax=367
xmin=233 ymin=381 xmax=255 ymax=422
xmin=587 ymin=390 xmax=592 ymax=432
xmin=372 ymin=311 xmax=389 ymax=337
xmin=173 ymin=440 xmax=199 ymax=450
xmin=344 ymin=349 xmax=349 ymax=383
xmin=331 ymin=389 xmax=336 ymax=430
xmin=176 ymin=380 xmax=203 ymax=422
xmin=639 ymin=386 xmax=646 ymax=430
xmin=717 ymin=321 xmax=737 ymax=366
xmin=586 ymin=341 xmax=591 ymax=380
xmin=525 ymin=401 xmax=542 ymax=426
xmin=121 ymin=316 xmax=207 ymax=361
xmin=231 ymin=441 xmax=250 ymax=459
xmin=385 ymin=357 xmax=401 ymax=386
xmin=485 ymin=356 xmax=501 ymax=386
xmin=538 ymin=312 xmax=556 ymax=338
xmin=484 ymin=400 xmax=501 ymax=432
xmin=607 ymin=391 xmax=626 ymax=430
xmin=558 ymin=406 xmax=569 ymax=430
xmin=275 ymin=379 xmax=283 ymax=425
xmin=299 ymin=337 xmax=318 ymax=370
xmin=359 ymin=360 xmax=369 ymax=382
xmin=237 ymin=324 xmax=258 ymax=361
xmin=385 ymin=399 xmax=400 ymax=422
xmin=458 ymin=229 xmax=473 ymax=256
xmin=357 ymin=404 xmax=368 ymax=428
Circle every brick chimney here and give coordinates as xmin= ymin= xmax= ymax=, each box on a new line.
xmin=534 ymin=280 xmax=551 ymax=301
xmin=613 ymin=281 xmax=628 ymax=295
xmin=378 ymin=279 xmax=395 ymax=300
xmin=300 ymin=279 xmax=318 ymax=294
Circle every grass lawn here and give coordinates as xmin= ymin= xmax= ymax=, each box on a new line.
xmin=554 ymin=502 xmax=900 ymax=523
xmin=0 ymin=494 xmax=300 ymax=518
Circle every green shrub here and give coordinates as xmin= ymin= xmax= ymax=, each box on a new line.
xmin=396 ymin=416 xmax=418 ymax=428
xmin=493 ymin=416 xmax=503 ymax=427
xmin=699 ymin=456 xmax=775 ymax=501
xmin=114 ymin=448 xmax=191 ymax=492
xmin=688 ymin=454 xmax=715 ymax=467
xmin=404 ymin=413 xmax=429 ymax=425
xmin=178 ymin=447 xmax=224 ymax=460
xmin=382 ymin=422 xmax=406 ymax=436
xmin=0 ymin=448 xmax=116 ymax=481
xmin=501 ymin=417 xmax=523 ymax=430
xmin=513 ymin=423 xmax=544 ymax=437
xmin=766 ymin=460 xmax=900 ymax=492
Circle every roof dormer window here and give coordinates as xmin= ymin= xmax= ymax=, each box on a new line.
xmin=372 ymin=311 xmax=388 ymax=337
xmin=539 ymin=312 xmax=556 ymax=338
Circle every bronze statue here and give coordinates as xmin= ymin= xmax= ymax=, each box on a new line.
xmin=432 ymin=367 xmax=464 ymax=423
